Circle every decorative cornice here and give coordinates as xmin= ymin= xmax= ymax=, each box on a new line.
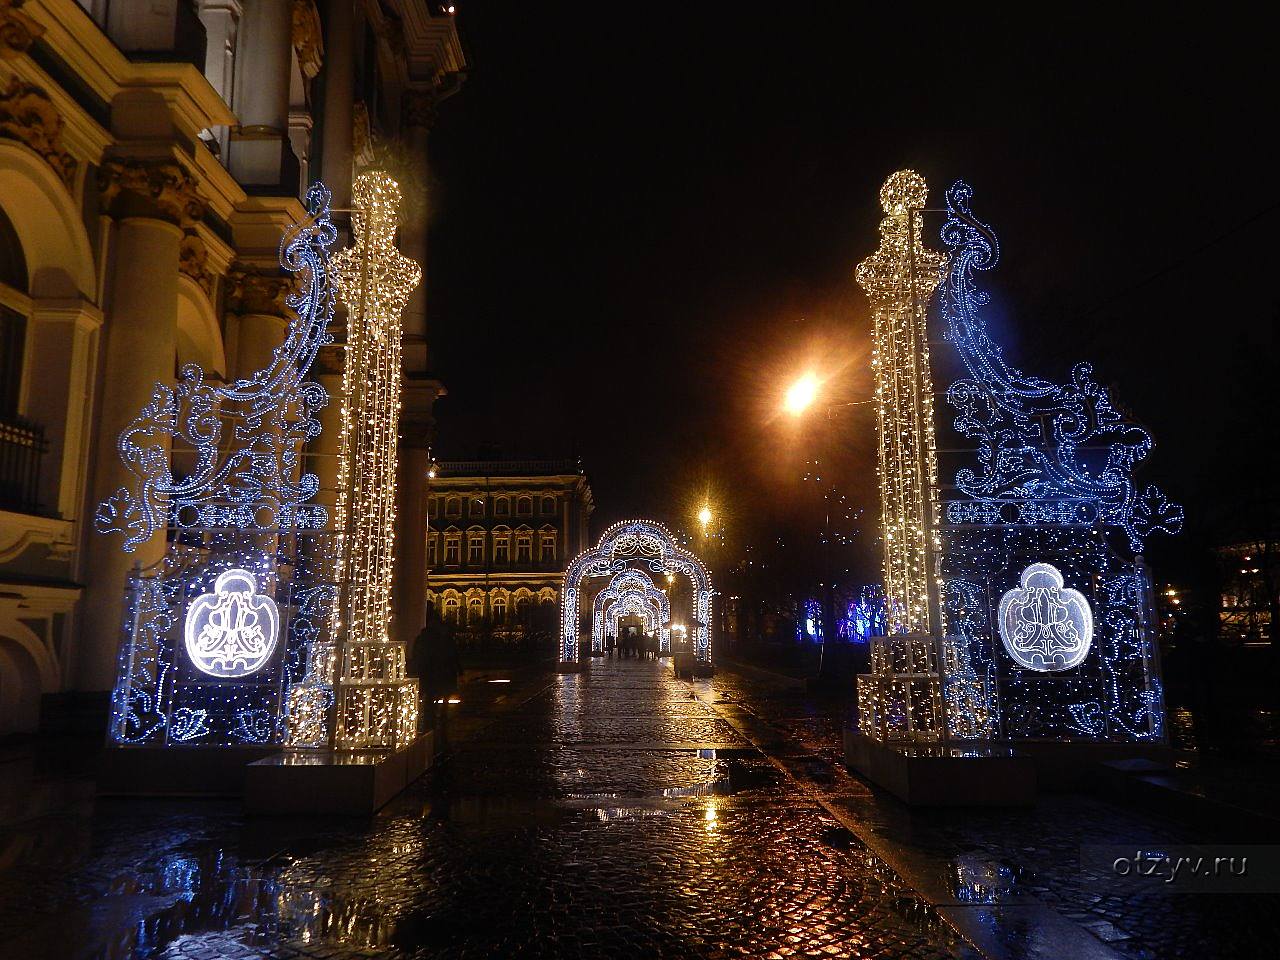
xmin=0 ymin=75 xmax=75 ymax=186
xmin=291 ymin=0 xmax=323 ymax=80
xmin=224 ymin=263 xmax=297 ymax=318
xmin=0 ymin=0 xmax=43 ymax=60
xmin=97 ymin=157 xmax=206 ymax=227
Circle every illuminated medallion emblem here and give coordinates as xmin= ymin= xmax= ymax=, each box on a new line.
xmin=997 ymin=562 xmax=1093 ymax=672
xmin=184 ymin=569 xmax=280 ymax=678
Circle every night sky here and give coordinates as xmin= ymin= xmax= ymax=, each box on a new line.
xmin=424 ymin=7 xmax=1278 ymax=588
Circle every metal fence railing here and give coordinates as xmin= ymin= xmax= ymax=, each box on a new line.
xmin=0 ymin=415 xmax=47 ymax=514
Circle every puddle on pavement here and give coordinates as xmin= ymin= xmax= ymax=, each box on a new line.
xmin=73 ymin=749 xmax=789 ymax=956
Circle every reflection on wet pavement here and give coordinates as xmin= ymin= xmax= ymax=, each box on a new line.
xmin=0 ymin=659 xmax=971 ymax=959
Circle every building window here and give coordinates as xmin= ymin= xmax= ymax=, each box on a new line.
xmin=493 ymin=532 xmax=511 ymax=564
xmin=444 ymin=534 xmax=460 ymax=565
xmin=427 ymin=533 xmax=438 ymax=566
xmin=516 ymin=531 xmax=533 ymax=563
xmin=469 ymin=497 xmax=485 ymax=517
xmin=539 ymin=529 xmax=557 ymax=562
xmin=495 ymin=496 xmax=510 ymax=516
xmin=492 ymin=594 xmax=507 ymax=623
xmin=468 ymin=596 xmax=484 ymax=623
xmin=427 ymin=497 xmax=439 ymax=519
xmin=467 ymin=531 xmax=484 ymax=565
xmin=443 ymin=596 xmax=460 ymax=623
xmin=541 ymin=495 xmax=556 ymax=515
xmin=445 ymin=497 xmax=461 ymax=517
xmin=517 ymin=496 xmax=533 ymax=516
xmin=514 ymin=593 xmax=532 ymax=619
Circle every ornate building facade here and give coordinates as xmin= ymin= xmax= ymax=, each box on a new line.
xmin=425 ymin=460 xmax=594 ymax=654
xmin=0 ymin=0 xmax=464 ymax=733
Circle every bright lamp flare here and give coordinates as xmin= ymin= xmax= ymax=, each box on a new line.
xmin=783 ymin=372 xmax=820 ymax=415
xmin=697 ymin=505 xmax=713 ymax=527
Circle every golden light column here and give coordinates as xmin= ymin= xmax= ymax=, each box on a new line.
xmin=855 ymin=171 xmax=946 ymax=636
xmin=331 ymin=171 xmax=422 ymax=749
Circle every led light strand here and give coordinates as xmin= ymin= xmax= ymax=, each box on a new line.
xmin=330 ymin=171 xmax=422 ymax=750
xmin=591 ymin=568 xmax=672 ymax=653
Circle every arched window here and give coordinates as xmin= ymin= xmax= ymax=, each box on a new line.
xmin=514 ymin=590 xmax=533 ymax=620
xmin=492 ymin=526 xmax=511 ymax=564
xmin=539 ymin=527 xmax=557 ymax=563
xmin=516 ymin=495 xmax=533 ymax=516
xmin=445 ymin=496 xmax=461 ymax=517
xmin=491 ymin=593 xmax=508 ymax=623
xmin=495 ymin=496 xmax=510 ymax=516
xmin=0 ymin=206 xmax=30 ymax=420
xmin=443 ymin=595 xmax=461 ymax=623
xmin=467 ymin=595 xmax=484 ymax=623
xmin=469 ymin=497 xmax=485 ymax=517
xmin=541 ymin=495 xmax=556 ymax=515
xmin=467 ymin=527 xmax=485 ymax=565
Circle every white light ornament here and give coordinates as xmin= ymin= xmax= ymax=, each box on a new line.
xmin=997 ymin=563 xmax=1093 ymax=672
xmin=184 ymin=569 xmax=281 ymax=678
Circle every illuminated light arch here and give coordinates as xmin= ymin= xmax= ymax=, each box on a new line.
xmin=561 ymin=519 xmax=713 ymax=666
xmin=590 ymin=568 xmax=671 ymax=653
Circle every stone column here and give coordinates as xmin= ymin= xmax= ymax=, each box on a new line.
xmin=230 ymin=0 xmax=294 ymax=187
xmin=319 ymin=0 xmax=355 ymax=211
xmin=78 ymin=217 xmax=183 ymax=691
xmin=390 ymin=90 xmax=438 ymax=646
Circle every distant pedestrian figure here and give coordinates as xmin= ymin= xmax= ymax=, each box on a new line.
xmin=410 ymin=604 xmax=460 ymax=732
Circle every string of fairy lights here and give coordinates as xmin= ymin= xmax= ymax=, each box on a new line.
xmin=855 ymin=170 xmax=947 ymax=638
xmin=329 ymin=171 xmax=422 ymax=750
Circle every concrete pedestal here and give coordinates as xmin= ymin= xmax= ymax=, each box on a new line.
xmin=557 ymin=661 xmax=585 ymax=673
xmin=844 ymin=729 xmax=1036 ymax=806
xmin=98 ymin=745 xmax=276 ymax=797
xmin=244 ymin=732 xmax=435 ymax=816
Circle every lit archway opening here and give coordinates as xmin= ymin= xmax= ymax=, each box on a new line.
xmin=591 ymin=568 xmax=671 ymax=654
xmin=561 ymin=519 xmax=714 ymax=667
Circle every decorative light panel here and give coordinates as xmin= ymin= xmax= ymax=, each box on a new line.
xmin=934 ymin=180 xmax=1180 ymax=742
xmin=997 ymin=563 xmax=1093 ymax=671
xmin=96 ymin=183 xmax=342 ymax=748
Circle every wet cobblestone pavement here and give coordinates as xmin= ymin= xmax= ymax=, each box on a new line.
xmin=0 ymin=660 xmax=976 ymax=960
xmin=700 ymin=665 xmax=1280 ymax=960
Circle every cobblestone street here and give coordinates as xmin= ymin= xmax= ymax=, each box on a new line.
xmin=0 ymin=660 xmax=974 ymax=960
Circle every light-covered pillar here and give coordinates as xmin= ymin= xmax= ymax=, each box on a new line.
xmin=229 ymin=0 xmax=294 ymax=187
xmin=78 ymin=216 xmax=183 ymax=690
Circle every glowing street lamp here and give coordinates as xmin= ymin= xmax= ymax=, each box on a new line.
xmin=697 ymin=504 xmax=713 ymax=534
xmin=783 ymin=372 xmax=820 ymax=416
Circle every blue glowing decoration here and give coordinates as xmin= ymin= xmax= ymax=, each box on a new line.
xmin=936 ymin=182 xmax=1175 ymax=743
xmin=997 ymin=563 xmax=1093 ymax=671
xmin=563 ymin=520 xmax=714 ymax=663
xmin=100 ymin=183 xmax=340 ymax=748
xmin=184 ymin=569 xmax=281 ymax=678
xmin=938 ymin=181 xmax=1183 ymax=554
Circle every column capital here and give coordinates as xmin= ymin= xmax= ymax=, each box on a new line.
xmin=224 ymin=263 xmax=298 ymax=319
xmin=98 ymin=158 xmax=206 ymax=228
xmin=291 ymin=0 xmax=324 ymax=79
xmin=0 ymin=0 xmax=44 ymax=59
